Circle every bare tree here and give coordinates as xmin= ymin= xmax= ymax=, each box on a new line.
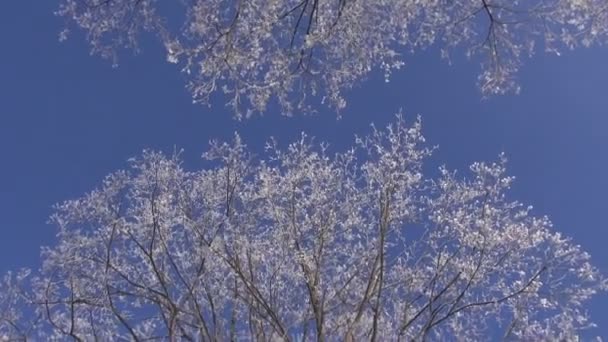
xmin=56 ymin=0 xmax=608 ymax=117
xmin=2 ymin=116 xmax=605 ymax=340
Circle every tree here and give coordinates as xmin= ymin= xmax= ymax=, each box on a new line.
xmin=1 ymin=116 xmax=605 ymax=340
xmin=57 ymin=0 xmax=608 ymax=117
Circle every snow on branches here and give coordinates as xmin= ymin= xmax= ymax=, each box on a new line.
xmin=57 ymin=0 xmax=608 ymax=117
xmin=1 ymin=116 xmax=605 ymax=340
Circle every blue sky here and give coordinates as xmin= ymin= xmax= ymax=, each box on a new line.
xmin=1 ymin=1 xmax=607 ymax=335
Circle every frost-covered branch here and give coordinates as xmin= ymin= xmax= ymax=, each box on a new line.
xmin=57 ymin=0 xmax=608 ymax=117
xmin=1 ymin=116 xmax=606 ymax=340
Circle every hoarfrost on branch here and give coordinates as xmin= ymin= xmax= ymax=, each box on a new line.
xmin=56 ymin=0 xmax=608 ymax=117
xmin=1 ymin=116 xmax=605 ymax=340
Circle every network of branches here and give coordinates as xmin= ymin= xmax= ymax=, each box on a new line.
xmin=56 ymin=0 xmax=608 ymax=117
xmin=2 ymin=117 xmax=605 ymax=340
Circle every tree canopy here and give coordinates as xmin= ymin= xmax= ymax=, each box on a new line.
xmin=57 ymin=0 xmax=608 ymax=117
xmin=2 ymin=117 xmax=605 ymax=340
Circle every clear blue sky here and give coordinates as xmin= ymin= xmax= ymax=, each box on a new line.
xmin=1 ymin=1 xmax=607 ymax=335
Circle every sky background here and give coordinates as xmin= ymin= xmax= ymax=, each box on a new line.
xmin=1 ymin=1 xmax=607 ymax=336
